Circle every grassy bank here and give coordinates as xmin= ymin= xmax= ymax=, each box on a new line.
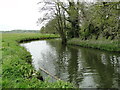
xmin=68 ymin=38 xmax=120 ymax=52
xmin=1 ymin=33 xmax=73 ymax=88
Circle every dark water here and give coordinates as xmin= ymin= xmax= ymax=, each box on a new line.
xmin=21 ymin=39 xmax=120 ymax=88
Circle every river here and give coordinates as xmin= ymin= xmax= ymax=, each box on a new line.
xmin=20 ymin=39 xmax=120 ymax=88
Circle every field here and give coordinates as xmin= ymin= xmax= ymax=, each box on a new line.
xmin=1 ymin=33 xmax=73 ymax=88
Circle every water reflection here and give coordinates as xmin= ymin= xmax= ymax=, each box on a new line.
xmin=21 ymin=39 xmax=120 ymax=88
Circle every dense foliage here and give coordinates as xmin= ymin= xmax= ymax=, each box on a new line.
xmin=39 ymin=1 xmax=119 ymax=43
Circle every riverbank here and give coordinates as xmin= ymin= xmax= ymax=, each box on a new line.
xmin=68 ymin=38 xmax=120 ymax=52
xmin=1 ymin=33 xmax=73 ymax=88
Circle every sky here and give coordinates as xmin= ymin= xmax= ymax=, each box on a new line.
xmin=0 ymin=0 xmax=97 ymax=31
xmin=0 ymin=0 xmax=45 ymax=31
xmin=0 ymin=0 xmax=117 ymax=31
xmin=0 ymin=0 xmax=95 ymax=31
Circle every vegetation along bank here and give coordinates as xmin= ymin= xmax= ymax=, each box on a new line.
xmin=39 ymin=1 xmax=119 ymax=52
xmin=1 ymin=33 xmax=73 ymax=88
xmin=68 ymin=38 xmax=120 ymax=52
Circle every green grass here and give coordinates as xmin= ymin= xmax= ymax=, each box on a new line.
xmin=1 ymin=33 xmax=73 ymax=88
xmin=68 ymin=38 xmax=120 ymax=52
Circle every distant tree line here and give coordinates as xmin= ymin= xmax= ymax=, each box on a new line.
xmin=1 ymin=30 xmax=39 ymax=33
xmin=38 ymin=0 xmax=120 ymax=44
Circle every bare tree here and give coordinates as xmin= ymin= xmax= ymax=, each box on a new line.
xmin=37 ymin=0 xmax=68 ymax=44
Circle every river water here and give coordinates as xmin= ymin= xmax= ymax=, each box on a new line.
xmin=21 ymin=39 xmax=120 ymax=88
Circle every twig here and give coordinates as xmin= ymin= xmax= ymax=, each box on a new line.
xmin=39 ymin=67 xmax=62 ymax=81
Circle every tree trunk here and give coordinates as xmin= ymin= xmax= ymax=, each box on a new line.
xmin=61 ymin=34 xmax=67 ymax=45
xmin=62 ymin=38 xmax=67 ymax=45
xmin=72 ymin=21 xmax=79 ymax=38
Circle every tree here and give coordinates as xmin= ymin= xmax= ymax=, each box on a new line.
xmin=59 ymin=0 xmax=80 ymax=38
xmin=90 ymin=2 xmax=120 ymax=40
xmin=40 ymin=19 xmax=58 ymax=34
xmin=55 ymin=2 xmax=67 ymax=44
xmin=38 ymin=0 xmax=119 ymax=43
xmin=37 ymin=1 xmax=68 ymax=44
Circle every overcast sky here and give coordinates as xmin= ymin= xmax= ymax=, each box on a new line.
xmin=0 ymin=0 xmax=117 ymax=31
xmin=0 ymin=0 xmax=97 ymax=31
xmin=0 ymin=0 xmax=45 ymax=31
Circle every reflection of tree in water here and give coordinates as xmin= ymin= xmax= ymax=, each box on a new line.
xmin=46 ymin=40 xmax=69 ymax=79
xmin=80 ymin=48 xmax=120 ymax=88
xmin=46 ymin=40 xmax=84 ymax=85
xmin=46 ymin=40 xmax=120 ymax=88
xmin=67 ymin=46 xmax=83 ymax=87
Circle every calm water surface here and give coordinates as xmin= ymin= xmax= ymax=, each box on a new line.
xmin=21 ymin=39 xmax=120 ymax=88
